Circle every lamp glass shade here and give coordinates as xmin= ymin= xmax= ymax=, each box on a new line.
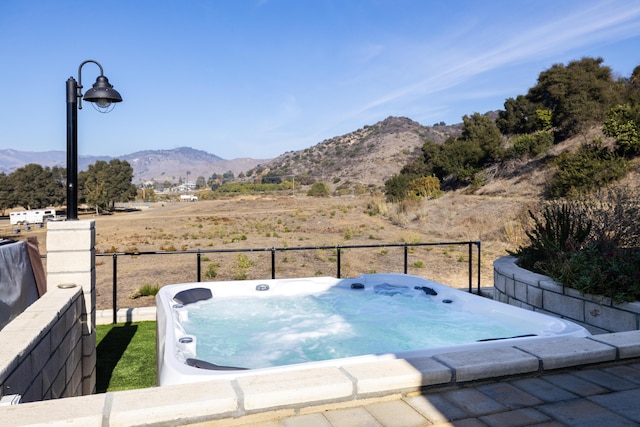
xmin=83 ymin=75 xmax=123 ymax=105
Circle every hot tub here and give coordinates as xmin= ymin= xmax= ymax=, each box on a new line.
xmin=156 ymin=273 xmax=589 ymax=386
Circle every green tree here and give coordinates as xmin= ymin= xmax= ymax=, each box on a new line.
xmin=432 ymin=138 xmax=484 ymax=182
xmin=195 ymin=176 xmax=206 ymax=189
xmin=261 ymin=173 xmax=282 ymax=184
xmin=527 ymin=57 xmax=620 ymax=139
xmin=384 ymin=173 xmax=414 ymax=202
xmin=399 ymin=139 xmax=439 ymax=177
xmin=9 ymin=164 xmax=65 ymax=209
xmin=496 ymin=95 xmax=544 ymax=135
xmin=107 ymin=159 xmax=137 ymax=207
xmin=623 ymin=65 xmax=640 ymax=106
xmin=0 ymin=173 xmax=12 ymax=214
xmin=459 ymin=113 xmax=504 ymax=163
xmin=79 ymin=159 xmax=136 ymax=213
xmin=82 ymin=164 xmax=109 ymax=214
xmin=385 ymin=116 xmax=503 ymax=194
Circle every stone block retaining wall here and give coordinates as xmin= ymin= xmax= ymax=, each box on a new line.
xmin=0 ymin=285 xmax=87 ymax=403
xmin=494 ymin=256 xmax=640 ymax=334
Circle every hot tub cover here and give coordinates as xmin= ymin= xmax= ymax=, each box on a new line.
xmin=0 ymin=239 xmax=43 ymax=330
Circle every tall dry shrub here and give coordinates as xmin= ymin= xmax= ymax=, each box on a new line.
xmin=512 ymin=186 xmax=640 ymax=302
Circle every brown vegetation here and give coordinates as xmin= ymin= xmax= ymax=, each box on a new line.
xmin=0 ymin=192 xmax=532 ymax=310
xmin=79 ymin=193 xmax=530 ymax=310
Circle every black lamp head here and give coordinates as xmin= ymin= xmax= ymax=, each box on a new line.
xmin=83 ymin=75 xmax=122 ymax=111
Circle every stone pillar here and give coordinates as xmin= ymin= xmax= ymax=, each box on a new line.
xmin=46 ymin=220 xmax=96 ymax=395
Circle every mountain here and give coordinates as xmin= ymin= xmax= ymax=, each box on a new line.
xmin=0 ymin=147 xmax=268 ymax=183
xmin=0 ymin=116 xmax=463 ymax=189
xmin=119 ymin=147 xmax=266 ymax=183
xmin=245 ymin=116 xmax=462 ymax=191
xmin=0 ymin=149 xmax=111 ymax=174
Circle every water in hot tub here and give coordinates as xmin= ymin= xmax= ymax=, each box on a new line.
xmin=180 ymin=285 xmax=535 ymax=369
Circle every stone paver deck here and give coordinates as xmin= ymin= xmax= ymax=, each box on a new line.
xmin=234 ymin=361 xmax=640 ymax=427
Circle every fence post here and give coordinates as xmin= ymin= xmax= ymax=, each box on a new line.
xmin=477 ymin=241 xmax=481 ymax=294
xmin=197 ymin=250 xmax=201 ymax=282
xmin=468 ymin=243 xmax=472 ymax=293
xmin=336 ymin=247 xmax=341 ymax=278
xmin=404 ymin=244 xmax=408 ymax=274
xmin=112 ymin=253 xmax=118 ymax=324
xmin=271 ymin=248 xmax=276 ymax=279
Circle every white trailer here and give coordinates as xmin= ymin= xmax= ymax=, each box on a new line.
xmin=180 ymin=195 xmax=198 ymax=202
xmin=9 ymin=209 xmax=58 ymax=225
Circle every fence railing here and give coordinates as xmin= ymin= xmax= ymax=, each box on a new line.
xmin=96 ymin=241 xmax=481 ymax=324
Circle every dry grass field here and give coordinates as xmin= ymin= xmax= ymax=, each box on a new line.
xmin=2 ymin=192 xmax=536 ymax=310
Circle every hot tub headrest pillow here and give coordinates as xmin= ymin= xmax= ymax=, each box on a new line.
xmin=173 ymin=288 xmax=213 ymax=305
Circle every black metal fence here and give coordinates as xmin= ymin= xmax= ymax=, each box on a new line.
xmin=96 ymin=241 xmax=481 ymax=324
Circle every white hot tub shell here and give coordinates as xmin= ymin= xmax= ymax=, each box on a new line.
xmin=156 ymin=273 xmax=589 ymax=386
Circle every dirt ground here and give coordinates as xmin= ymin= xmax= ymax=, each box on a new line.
xmin=2 ymin=193 xmax=534 ymax=310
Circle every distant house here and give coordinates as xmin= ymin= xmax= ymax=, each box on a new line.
xmin=173 ymin=181 xmax=197 ymax=193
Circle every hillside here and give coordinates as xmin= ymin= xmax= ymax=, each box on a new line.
xmin=0 ymin=117 xmax=462 ymax=191
xmin=245 ymin=116 xmax=462 ymax=192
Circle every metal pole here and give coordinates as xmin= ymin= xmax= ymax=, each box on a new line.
xmin=112 ymin=254 xmax=118 ymax=324
xmin=336 ymin=247 xmax=341 ymax=278
xmin=271 ymin=248 xmax=276 ymax=279
xmin=403 ymin=244 xmax=408 ymax=274
xmin=468 ymin=243 xmax=473 ymax=293
xmin=197 ymin=250 xmax=201 ymax=282
xmin=477 ymin=241 xmax=482 ymax=294
xmin=66 ymin=77 xmax=78 ymax=220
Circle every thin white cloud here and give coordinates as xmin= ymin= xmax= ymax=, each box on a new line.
xmin=347 ymin=1 xmax=640 ymax=121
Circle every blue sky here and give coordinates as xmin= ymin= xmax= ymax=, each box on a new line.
xmin=1 ymin=1 xmax=640 ymax=160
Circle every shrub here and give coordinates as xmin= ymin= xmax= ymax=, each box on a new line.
xmin=550 ymin=244 xmax=640 ymax=303
xmin=365 ymin=195 xmax=387 ymax=216
xmin=408 ymin=176 xmax=442 ymax=199
xmin=130 ymin=283 xmax=160 ymax=299
xmin=511 ymin=188 xmax=640 ymax=303
xmin=344 ymin=228 xmax=353 ymax=240
xmin=307 ymin=182 xmax=330 ymax=197
xmin=547 ymin=140 xmax=628 ymax=198
xmin=384 ymin=173 xmax=414 ymax=202
xmin=234 ymin=254 xmax=254 ymax=280
xmin=585 ymin=186 xmax=640 ymax=248
xmin=204 ymin=262 xmax=219 ymax=279
xmin=510 ymin=200 xmax=592 ymax=272
xmin=506 ymin=130 xmax=553 ymax=158
xmin=603 ymin=103 xmax=640 ymax=155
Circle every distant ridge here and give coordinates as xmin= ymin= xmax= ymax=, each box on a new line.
xmin=0 ymin=147 xmax=268 ymax=183
xmin=0 ymin=117 xmax=463 ymax=189
xmin=0 ymin=149 xmax=108 ymax=174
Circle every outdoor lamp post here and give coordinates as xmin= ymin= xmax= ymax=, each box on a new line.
xmin=66 ymin=60 xmax=122 ymax=220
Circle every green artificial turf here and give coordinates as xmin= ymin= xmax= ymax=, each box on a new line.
xmin=95 ymin=321 xmax=157 ymax=392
